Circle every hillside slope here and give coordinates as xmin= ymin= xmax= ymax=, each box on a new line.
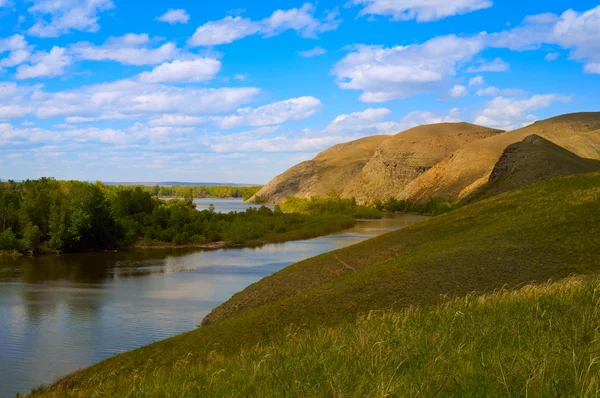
xmin=248 ymin=135 xmax=388 ymax=203
xmin=465 ymin=134 xmax=600 ymax=203
xmin=405 ymin=112 xmax=600 ymax=202
xmin=32 ymin=172 xmax=600 ymax=397
xmin=341 ymin=122 xmax=503 ymax=203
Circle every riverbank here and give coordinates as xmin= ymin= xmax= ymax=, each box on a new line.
xmin=0 ymin=215 xmax=425 ymax=398
xmin=27 ymin=173 xmax=600 ymax=397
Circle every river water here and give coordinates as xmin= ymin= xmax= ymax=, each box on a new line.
xmin=0 ymin=200 xmax=426 ymax=397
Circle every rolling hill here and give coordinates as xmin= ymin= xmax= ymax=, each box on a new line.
xmin=340 ymin=122 xmax=503 ymax=203
xmin=404 ymin=112 xmax=600 ymax=202
xmin=248 ymin=135 xmax=388 ymax=203
xmin=464 ymin=134 xmax=600 ymax=203
xmin=251 ymin=112 xmax=600 ymax=205
xmin=31 ymin=171 xmax=600 ymax=397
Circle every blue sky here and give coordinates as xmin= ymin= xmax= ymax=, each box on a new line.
xmin=0 ymin=0 xmax=599 ymax=184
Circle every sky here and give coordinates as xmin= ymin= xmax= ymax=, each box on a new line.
xmin=0 ymin=0 xmax=599 ymax=184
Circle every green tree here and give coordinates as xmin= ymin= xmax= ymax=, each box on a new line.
xmin=22 ymin=223 xmax=41 ymax=252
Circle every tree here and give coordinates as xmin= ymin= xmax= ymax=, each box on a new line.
xmin=22 ymin=223 xmax=41 ymax=252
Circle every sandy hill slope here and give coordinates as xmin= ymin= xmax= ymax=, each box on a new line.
xmin=340 ymin=122 xmax=503 ymax=203
xmin=33 ymin=172 xmax=600 ymax=396
xmin=404 ymin=112 xmax=600 ymax=202
xmin=465 ymin=134 xmax=600 ymax=203
xmin=248 ymin=135 xmax=389 ymax=203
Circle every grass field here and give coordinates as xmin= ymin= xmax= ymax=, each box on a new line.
xmin=28 ymin=172 xmax=600 ymax=397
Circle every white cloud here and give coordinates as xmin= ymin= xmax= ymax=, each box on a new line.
xmin=149 ymin=114 xmax=207 ymax=127
xmin=138 ymin=58 xmax=221 ymax=83
xmin=157 ymin=9 xmax=190 ymax=24
xmin=71 ymin=33 xmax=179 ymax=65
xmin=585 ymin=63 xmax=600 ymax=74
xmin=234 ymin=74 xmax=247 ymax=81
xmin=545 ymin=52 xmax=560 ymax=61
xmin=16 ymin=46 xmax=71 ymax=79
xmin=188 ymin=16 xmax=259 ymax=46
xmin=15 ymin=79 xmax=261 ymax=121
xmin=476 ymin=86 xmax=526 ymax=96
xmin=449 ymin=85 xmax=468 ymax=98
xmin=474 ymin=94 xmax=571 ymax=130
xmin=208 ymin=129 xmax=346 ymax=153
xmin=0 ymin=35 xmax=33 ymax=68
xmin=332 ymin=35 xmax=485 ymax=102
xmin=468 ymin=75 xmax=484 ymax=86
xmin=0 ymin=105 xmax=31 ymax=120
xmin=188 ymin=4 xmax=341 ymax=46
xmin=326 ymin=108 xmax=392 ymax=134
xmin=490 ymin=6 xmax=600 ymax=73
xmin=214 ymin=96 xmax=322 ymax=129
xmin=467 ymin=57 xmax=509 ymax=72
xmin=27 ymin=0 xmax=115 ymax=37
xmin=351 ymin=0 xmax=492 ymax=22
xmin=298 ymin=46 xmax=327 ymax=57
xmin=399 ymin=108 xmax=462 ymax=128
xmin=326 ymin=107 xmax=462 ymax=136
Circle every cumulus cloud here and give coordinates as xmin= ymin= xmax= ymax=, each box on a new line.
xmin=0 ymin=35 xmax=33 ymax=68
xmin=476 ymin=86 xmax=526 ymax=96
xmin=298 ymin=46 xmax=327 ymax=57
xmin=5 ymin=79 xmax=261 ymax=121
xmin=449 ymin=85 xmax=468 ymax=98
xmin=71 ymin=33 xmax=178 ymax=65
xmin=27 ymin=0 xmax=115 ymax=37
xmin=213 ymin=96 xmax=322 ymax=129
xmin=138 ymin=58 xmax=221 ymax=83
xmin=157 ymin=9 xmax=190 ymax=24
xmin=16 ymin=46 xmax=71 ymax=79
xmin=332 ymin=35 xmax=485 ymax=102
xmin=188 ymin=4 xmax=341 ymax=46
xmin=148 ymin=97 xmax=321 ymax=129
xmin=489 ymin=6 xmax=600 ymax=73
xmin=545 ymin=52 xmax=560 ymax=61
xmin=148 ymin=114 xmax=207 ymax=127
xmin=474 ymin=94 xmax=571 ymax=130
xmin=326 ymin=108 xmax=392 ymax=134
xmin=208 ymin=129 xmax=346 ymax=153
xmin=326 ymin=107 xmax=461 ymax=136
xmin=0 ymin=105 xmax=31 ymax=120
xmin=468 ymin=75 xmax=484 ymax=86
xmin=466 ymin=57 xmax=509 ymax=72
xmin=351 ymin=0 xmax=492 ymax=22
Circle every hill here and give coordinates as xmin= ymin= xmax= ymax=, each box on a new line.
xmin=404 ymin=112 xmax=600 ymax=202
xmin=31 ymin=172 xmax=600 ymax=397
xmin=465 ymin=134 xmax=600 ymax=203
xmin=248 ymin=135 xmax=388 ymax=203
xmin=340 ymin=122 xmax=503 ymax=203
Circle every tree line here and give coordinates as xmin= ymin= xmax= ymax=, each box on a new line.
xmin=0 ymin=178 xmax=355 ymax=256
xmin=132 ymin=185 xmax=262 ymax=201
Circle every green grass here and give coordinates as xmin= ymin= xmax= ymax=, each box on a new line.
xmin=28 ymin=172 xmax=600 ymax=397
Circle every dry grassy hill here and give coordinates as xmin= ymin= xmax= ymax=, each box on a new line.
xmin=251 ymin=112 xmax=600 ymax=205
xmin=464 ymin=134 xmax=600 ymax=203
xmin=404 ymin=113 xmax=600 ymax=202
xmin=341 ymin=122 xmax=503 ymax=202
xmin=248 ymin=135 xmax=388 ymax=203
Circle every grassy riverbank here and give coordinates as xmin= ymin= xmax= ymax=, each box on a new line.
xmin=28 ymin=172 xmax=600 ymax=397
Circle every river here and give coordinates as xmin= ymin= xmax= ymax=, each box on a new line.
xmin=0 ymin=199 xmax=426 ymax=397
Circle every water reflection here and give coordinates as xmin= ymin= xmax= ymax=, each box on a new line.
xmin=0 ymin=212 xmax=427 ymax=397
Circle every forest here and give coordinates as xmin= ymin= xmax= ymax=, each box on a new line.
xmin=0 ymin=178 xmax=355 ymax=256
